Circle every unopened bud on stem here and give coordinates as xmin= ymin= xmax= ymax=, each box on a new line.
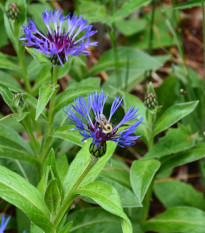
xmin=6 ymin=3 xmax=20 ymax=20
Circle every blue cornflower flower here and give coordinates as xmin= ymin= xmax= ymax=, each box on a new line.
xmin=0 ymin=214 xmax=11 ymax=233
xmin=20 ymin=9 xmax=98 ymax=66
xmin=64 ymin=91 xmax=143 ymax=156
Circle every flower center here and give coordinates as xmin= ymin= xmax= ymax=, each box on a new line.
xmin=47 ymin=28 xmax=74 ymax=51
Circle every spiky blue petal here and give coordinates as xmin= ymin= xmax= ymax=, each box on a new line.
xmin=20 ymin=9 xmax=98 ymax=66
xmin=64 ymin=91 xmax=143 ymax=147
xmin=0 ymin=215 xmax=11 ymax=233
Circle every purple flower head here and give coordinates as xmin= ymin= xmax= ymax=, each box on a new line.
xmin=64 ymin=91 xmax=143 ymax=156
xmin=0 ymin=214 xmax=11 ymax=233
xmin=20 ymin=9 xmax=98 ymax=66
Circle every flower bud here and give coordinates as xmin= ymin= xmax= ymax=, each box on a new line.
xmin=12 ymin=92 xmax=26 ymax=112
xmin=89 ymin=141 xmax=106 ymax=158
xmin=144 ymin=92 xmax=158 ymax=110
xmin=6 ymin=2 xmax=20 ymax=20
xmin=50 ymin=55 xmax=65 ymax=66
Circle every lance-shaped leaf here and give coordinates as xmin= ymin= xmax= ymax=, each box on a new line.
xmin=153 ymin=101 xmax=199 ymax=136
xmin=67 ymin=208 xmax=121 ymax=233
xmin=154 ymin=180 xmax=205 ymax=211
xmin=159 ymin=143 xmax=205 ymax=172
xmin=130 ymin=159 xmax=160 ymax=204
xmin=73 ymin=181 xmax=133 ymax=233
xmin=35 ymin=82 xmax=59 ymax=120
xmin=0 ymin=165 xmax=51 ymax=231
xmin=144 ymin=207 xmax=205 ymax=233
xmin=144 ymin=125 xmax=196 ymax=159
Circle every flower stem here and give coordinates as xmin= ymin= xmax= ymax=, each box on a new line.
xmin=141 ymin=179 xmax=154 ymax=225
xmin=145 ymin=0 xmax=156 ymax=84
xmin=53 ymin=156 xmax=97 ymax=228
xmin=40 ymin=65 xmax=59 ymax=163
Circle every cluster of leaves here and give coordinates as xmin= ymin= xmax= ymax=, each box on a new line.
xmin=0 ymin=0 xmax=205 ymax=233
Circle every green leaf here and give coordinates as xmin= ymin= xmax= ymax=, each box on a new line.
xmin=144 ymin=125 xmax=196 ymax=159
xmin=0 ymin=52 xmax=19 ymax=71
xmin=159 ymin=143 xmax=205 ymax=172
xmin=0 ymin=145 xmax=38 ymax=166
xmin=59 ymin=221 xmax=73 ymax=233
xmin=0 ymin=123 xmax=33 ymax=154
xmin=54 ymin=87 xmax=101 ymax=112
xmin=56 ymin=152 xmax=69 ymax=182
xmin=144 ymin=207 xmax=205 ymax=233
xmin=66 ymin=77 xmax=101 ymax=90
xmin=26 ymin=47 xmax=51 ymax=64
xmin=0 ymin=83 xmax=13 ymax=108
xmin=122 ymin=91 xmax=149 ymax=145
xmin=80 ymin=141 xmax=117 ymax=187
xmin=0 ymin=165 xmax=51 ymax=231
xmin=90 ymin=47 xmax=162 ymax=76
xmin=36 ymin=82 xmax=59 ymax=120
xmin=44 ymin=179 xmax=61 ymax=214
xmin=67 ymin=207 xmax=121 ymax=233
xmin=3 ymin=14 xmax=17 ymax=50
xmin=116 ymin=18 xmax=147 ymax=36
xmin=43 ymin=149 xmax=62 ymax=193
xmin=50 ymin=126 xmax=83 ymax=147
xmin=30 ymin=222 xmax=44 ymax=233
xmin=62 ymin=139 xmax=93 ymax=195
xmin=153 ymin=101 xmax=199 ymax=136
xmin=154 ymin=180 xmax=205 ymax=211
xmin=98 ymin=176 xmax=142 ymax=207
xmin=130 ymin=159 xmax=160 ymax=204
xmin=0 ymin=70 xmax=23 ymax=92
xmin=73 ymin=181 xmax=133 ymax=233
xmin=156 ymin=76 xmax=177 ymax=115
xmin=77 ymin=0 xmax=109 ymax=24
xmin=110 ymin=0 xmax=151 ymax=22
xmin=101 ymin=157 xmax=131 ymax=189
xmin=173 ymin=0 xmax=203 ymax=9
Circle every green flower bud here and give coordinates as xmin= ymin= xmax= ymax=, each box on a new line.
xmin=50 ymin=54 xmax=66 ymax=66
xmin=89 ymin=141 xmax=106 ymax=158
xmin=12 ymin=92 xmax=26 ymax=112
xmin=144 ymin=93 xmax=158 ymax=110
xmin=6 ymin=2 xmax=20 ymax=20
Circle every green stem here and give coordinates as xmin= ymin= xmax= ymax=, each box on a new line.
xmin=146 ymin=0 xmax=156 ymax=83
xmin=141 ymin=180 xmax=154 ymax=225
xmin=53 ymin=156 xmax=97 ymax=228
xmin=201 ymin=0 xmax=205 ymax=138
xmin=17 ymin=43 xmax=32 ymax=94
xmin=41 ymin=66 xmax=59 ymax=163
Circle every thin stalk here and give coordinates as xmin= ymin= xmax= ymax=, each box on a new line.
xmin=109 ymin=0 xmax=122 ymax=89
xmin=145 ymin=0 xmax=156 ymax=84
xmin=53 ymin=156 xmax=97 ymax=228
xmin=201 ymin=0 xmax=205 ymax=138
xmin=17 ymin=43 xmax=32 ymax=94
xmin=40 ymin=66 xmax=59 ymax=163
xmin=141 ymin=179 xmax=154 ymax=224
